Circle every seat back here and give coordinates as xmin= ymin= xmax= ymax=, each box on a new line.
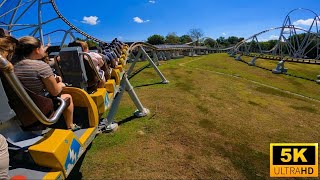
xmin=47 ymin=46 xmax=61 ymax=58
xmin=59 ymin=47 xmax=88 ymax=89
xmin=0 ymin=79 xmax=16 ymax=123
xmin=1 ymin=75 xmax=54 ymax=129
xmin=0 ymin=79 xmax=45 ymax=150
xmin=0 ymin=55 xmax=67 ymax=130
xmin=59 ymin=47 xmax=100 ymax=93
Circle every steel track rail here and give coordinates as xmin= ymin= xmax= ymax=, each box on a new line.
xmin=245 ymin=54 xmax=320 ymax=65
xmin=49 ymin=0 xmax=106 ymax=44
xmin=128 ymin=41 xmax=204 ymax=53
xmin=234 ymin=26 xmax=320 ymax=51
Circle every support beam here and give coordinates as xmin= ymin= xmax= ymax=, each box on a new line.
xmin=248 ymin=57 xmax=257 ymax=66
xmin=127 ymin=50 xmax=142 ymax=76
xmin=235 ymin=55 xmax=242 ymax=61
xmin=37 ymin=0 xmax=44 ymax=44
xmin=152 ymin=51 xmax=160 ymax=66
xmin=140 ymin=47 xmax=169 ymax=84
xmin=103 ymin=74 xmax=150 ymax=132
xmin=272 ymin=60 xmax=288 ymax=74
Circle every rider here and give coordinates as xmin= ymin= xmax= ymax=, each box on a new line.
xmin=0 ymin=33 xmax=17 ymax=180
xmin=13 ymin=36 xmax=80 ymax=131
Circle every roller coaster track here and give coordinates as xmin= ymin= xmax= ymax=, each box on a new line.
xmin=128 ymin=42 xmax=214 ymax=53
xmin=245 ymin=53 xmax=320 ymax=65
xmin=46 ymin=4 xmax=320 ymax=61
xmin=1 ymin=2 xmax=319 ymax=61
xmin=128 ymin=41 xmax=196 ymax=52
xmin=129 ymin=42 xmax=158 ymax=52
xmin=232 ymin=26 xmax=320 ymax=59
xmin=49 ymin=0 xmax=106 ymax=44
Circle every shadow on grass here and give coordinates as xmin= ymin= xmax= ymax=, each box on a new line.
xmin=213 ymin=142 xmax=269 ymax=180
xmin=134 ymin=82 xmax=164 ymax=88
xmin=117 ymin=115 xmax=138 ymax=126
xmin=289 ymin=105 xmax=317 ymax=114
xmin=67 ymin=144 xmax=92 ymax=180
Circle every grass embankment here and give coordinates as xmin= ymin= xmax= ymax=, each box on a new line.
xmin=79 ymin=53 xmax=320 ymax=180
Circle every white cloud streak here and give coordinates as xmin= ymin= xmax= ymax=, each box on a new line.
xmin=81 ymin=16 xmax=99 ymax=25
xmin=133 ymin=17 xmax=150 ymax=23
xmin=269 ymin=35 xmax=279 ymax=40
xmin=149 ymin=0 xmax=156 ymax=3
xmin=259 ymin=35 xmax=279 ymax=42
xmin=293 ymin=16 xmax=320 ymax=26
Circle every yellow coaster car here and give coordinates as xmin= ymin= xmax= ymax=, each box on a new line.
xmin=58 ymin=47 xmax=122 ymax=116
xmin=0 ymin=56 xmax=99 ymax=179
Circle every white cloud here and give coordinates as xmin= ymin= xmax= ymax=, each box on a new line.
xmin=81 ymin=16 xmax=99 ymax=25
xmin=149 ymin=0 xmax=156 ymax=3
xmin=293 ymin=19 xmax=314 ymax=26
xmin=293 ymin=17 xmax=320 ymax=26
xmin=133 ymin=17 xmax=150 ymax=23
xmin=269 ymin=35 xmax=279 ymax=40
xmin=294 ymin=26 xmax=304 ymax=30
xmin=259 ymin=35 xmax=279 ymax=42
xmin=282 ymin=26 xmax=305 ymax=34
xmin=222 ymin=32 xmax=227 ymax=36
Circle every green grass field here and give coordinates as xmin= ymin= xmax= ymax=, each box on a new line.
xmin=78 ymin=53 xmax=320 ymax=180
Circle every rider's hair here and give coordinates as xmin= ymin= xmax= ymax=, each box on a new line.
xmin=13 ymin=36 xmax=42 ymax=63
xmin=68 ymin=40 xmax=88 ymax=52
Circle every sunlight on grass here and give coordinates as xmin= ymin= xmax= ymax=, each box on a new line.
xmin=80 ymin=53 xmax=320 ymax=180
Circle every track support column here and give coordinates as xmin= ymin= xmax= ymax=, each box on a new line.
xmin=140 ymin=47 xmax=169 ymax=84
xmin=103 ymin=73 xmax=150 ymax=132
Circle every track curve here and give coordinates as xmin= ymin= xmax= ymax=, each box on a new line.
xmin=49 ymin=0 xmax=106 ymax=43
xmin=233 ymin=26 xmax=320 ymax=52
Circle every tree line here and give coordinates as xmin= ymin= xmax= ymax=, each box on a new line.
xmin=146 ymin=28 xmax=246 ymax=48
xmin=146 ymin=29 xmax=319 ymax=59
xmin=239 ymin=33 xmax=319 ymax=59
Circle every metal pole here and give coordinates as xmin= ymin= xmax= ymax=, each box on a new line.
xmin=8 ymin=0 xmax=22 ymax=31
xmin=13 ymin=0 xmax=37 ymax=24
xmin=124 ymin=75 xmax=149 ymax=117
xmin=60 ymin=28 xmax=73 ymax=48
xmin=106 ymin=73 xmax=149 ymax=129
xmin=38 ymin=0 xmax=44 ymax=44
xmin=0 ymin=0 xmax=8 ymax=8
xmin=140 ymin=47 xmax=169 ymax=84
xmin=127 ymin=50 xmax=142 ymax=76
xmin=105 ymin=79 xmax=126 ymax=130
xmin=152 ymin=51 xmax=160 ymax=66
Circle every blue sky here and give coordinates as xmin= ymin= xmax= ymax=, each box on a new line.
xmin=4 ymin=0 xmax=320 ymax=43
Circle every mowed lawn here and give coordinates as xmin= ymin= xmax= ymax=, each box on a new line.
xmin=78 ymin=53 xmax=320 ymax=180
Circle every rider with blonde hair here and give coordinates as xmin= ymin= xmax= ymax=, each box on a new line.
xmin=13 ymin=36 xmax=80 ymax=131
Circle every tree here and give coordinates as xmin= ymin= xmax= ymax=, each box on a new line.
xmin=180 ymin=35 xmax=193 ymax=44
xmin=226 ymin=36 xmax=243 ymax=45
xmin=204 ymin=38 xmax=217 ymax=48
xmin=165 ymin=32 xmax=180 ymax=44
xmin=188 ymin=28 xmax=204 ymax=46
xmin=75 ymin=37 xmax=98 ymax=48
xmin=260 ymin=40 xmax=277 ymax=51
xmin=216 ymin=36 xmax=229 ymax=47
xmin=87 ymin=39 xmax=98 ymax=48
xmin=147 ymin=34 xmax=165 ymax=45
